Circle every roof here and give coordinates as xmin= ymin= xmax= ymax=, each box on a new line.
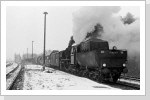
xmin=50 ymin=50 xmax=59 ymax=55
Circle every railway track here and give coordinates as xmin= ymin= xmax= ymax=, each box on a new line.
xmin=6 ymin=64 xmax=22 ymax=90
xmin=87 ymin=76 xmax=140 ymax=90
xmin=6 ymin=63 xmax=18 ymax=75
xmin=117 ymin=80 xmax=140 ymax=90
xmin=92 ymin=75 xmax=140 ymax=90
xmin=6 ymin=63 xmax=13 ymax=67
xmin=84 ymin=74 xmax=140 ymax=90
xmin=100 ymin=80 xmax=139 ymax=90
xmin=117 ymin=76 xmax=140 ymax=89
xmin=120 ymin=75 xmax=140 ymax=82
xmin=6 ymin=64 xmax=19 ymax=78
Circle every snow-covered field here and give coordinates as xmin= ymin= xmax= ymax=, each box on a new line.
xmin=23 ymin=65 xmax=121 ymax=90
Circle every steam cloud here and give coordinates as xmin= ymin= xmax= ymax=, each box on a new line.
xmin=72 ymin=6 xmax=140 ymax=57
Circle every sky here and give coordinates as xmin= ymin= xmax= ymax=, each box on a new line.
xmin=6 ymin=6 xmax=140 ymax=61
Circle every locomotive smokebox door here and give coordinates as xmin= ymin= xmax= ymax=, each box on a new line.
xmin=71 ymin=47 xmax=75 ymax=64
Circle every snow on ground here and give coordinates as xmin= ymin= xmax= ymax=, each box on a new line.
xmin=23 ymin=65 xmax=121 ymax=90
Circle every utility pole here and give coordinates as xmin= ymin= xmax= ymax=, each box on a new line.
xmin=27 ymin=48 xmax=28 ymax=63
xmin=43 ymin=12 xmax=48 ymax=71
xmin=32 ymin=41 xmax=34 ymax=64
xmin=22 ymin=52 xmax=24 ymax=63
xmin=14 ymin=53 xmax=16 ymax=63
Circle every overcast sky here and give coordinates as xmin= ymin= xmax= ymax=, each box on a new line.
xmin=6 ymin=6 xmax=140 ymax=61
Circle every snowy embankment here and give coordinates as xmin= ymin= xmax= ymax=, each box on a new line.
xmin=6 ymin=63 xmax=18 ymax=75
xmin=23 ymin=65 xmax=120 ymax=90
xmin=6 ymin=65 xmax=22 ymax=89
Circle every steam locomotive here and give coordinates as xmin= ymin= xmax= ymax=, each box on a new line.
xmin=38 ymin=36 xmax=128 ymax=83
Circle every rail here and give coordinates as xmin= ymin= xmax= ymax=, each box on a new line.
xmin=6 ymin=64 xmax=22 ymax=90
xmin=120 ymin=75 xmax=140 ymax=82
xmin=6 ymin=64 xmax=19 ymax=77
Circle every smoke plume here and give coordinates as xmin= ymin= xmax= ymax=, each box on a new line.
xmin=72 ymin=6 xmax=140 ymax=77
xmin=72 ymin=6 xmax=140 ymax=56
